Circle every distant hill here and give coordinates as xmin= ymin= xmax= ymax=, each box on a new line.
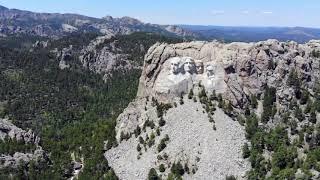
xmin=1 ymin=4 xmax=320 ymax=43
xmin=180 ymin=25 xmax=320 ymax=43
xmin=0 ymin=5 xmax=195 ymax=38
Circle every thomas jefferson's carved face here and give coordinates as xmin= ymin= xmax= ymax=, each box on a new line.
xmin=183 ymin=57 xmax=195 ymax=74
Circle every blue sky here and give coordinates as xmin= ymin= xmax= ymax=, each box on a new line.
xmin=0 ymin=0 xmax=319 ymax=28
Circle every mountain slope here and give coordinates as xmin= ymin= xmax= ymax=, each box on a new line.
xmin=107 ymin=39 xmax=320 ymax=179
xmin=0 ymin=5 xmax=195 ymax=38
xmin=0 ymin=32 xmax=183 ymax=179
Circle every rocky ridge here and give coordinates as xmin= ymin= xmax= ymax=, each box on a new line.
xmin=138 ymin=39 xmax=320 ymax=108
xmin=0 ymin=5 xmax=196 ymax=38
xmin=0 ymin=118 xmax=39 ymax=144
xmin=0 ymin=118 xmax=47 ymax=170
xmin=79 ymin=35 xmax=138 ymax=79
xmin=105 ymin=39 xmax=320 ymax=179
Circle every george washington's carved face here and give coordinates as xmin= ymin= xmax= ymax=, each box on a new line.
xmin=170 ymin=57 xmax=181 ymax=74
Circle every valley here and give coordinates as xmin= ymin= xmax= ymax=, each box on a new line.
xmin=0 ymin=3 xmax=320 ymax=180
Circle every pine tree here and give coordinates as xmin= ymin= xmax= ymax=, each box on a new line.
xmin=251 ymin=95 xmax=258 ymax=109
xmin=294 ymin=107 xmax=304 ymax=122
xmin=287 ymin=69 xmax=299 ymax=87
xmin=148 ymin=168 xmax=160 ymax=180
xmin=245 ymin=114 xmax=259 ymax=139
xmin=304 ymin=98 xmax=313 ymax=114
xmin=300 ymin=90 xmax=309 ymax=105
xmin=188 ymin=88 xmax=194 ymax=99
xmin=310 ymin=111 xmax=317 ymax=124
xmin=137 ymin=144 xmax=141 ymax=152
xmin=242 ymin=143 xmax=251 ymax=158
xmin=159 ymin=164 xmax=165 ymax=172
xmin=159 ymin=117 xmax=166 ymax=127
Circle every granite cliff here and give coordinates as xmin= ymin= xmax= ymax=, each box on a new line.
xmin=0 ymin=118 xmax=47 ymax=170
xmin=105 ymin=39 xmax=320 ymax=179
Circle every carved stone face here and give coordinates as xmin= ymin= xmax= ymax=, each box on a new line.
xmin=195 ymin=61 xmax=204 ymax=74
xmin=183 ymin=57 xmax=195 ymax=74
xmin=206 ymin=65 xmax=215 ymax=78
xmin=170 ymin=57 xmax=180 ymax=74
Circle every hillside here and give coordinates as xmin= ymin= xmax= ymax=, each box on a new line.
xmin=107 ymin=39 xmax=320 ymax=179
xmin=1 ymin=4 xmax=320 ymax=180
xmin=0 ymin=5 xmax=195 ymax=38
xmin=0 ymin=32 xmax=182 ymax=179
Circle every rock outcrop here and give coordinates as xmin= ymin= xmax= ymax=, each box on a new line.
xmin=138 ymin=40 xmax=320 ymax=108
xmin=79 ymin=35 xmax=139 ymax=80
xmin=56 ymin=45 xmax=73 ymax=70
xmin=105 ymin=39 xmax=320 ymax=180
xmin=0 ymin=118 xmax=46 ymax=170
xmin=0 ymin=149 xmax=46 ymax=169
xmin=0 ymin=118 xmax=39 ymax=144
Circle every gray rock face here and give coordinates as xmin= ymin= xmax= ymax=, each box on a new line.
xmin=163 ymin=25 xmax=197 ymax=38
xmin=0 ymin=118 xmax=39 ymax=144
xmin=57 ymin=45 xmax=73 ymax=70
xmin=0 ymin=118 xmax=47 ymax=170
xmin=79 ymin=35 xmax=139 ymax=80
xmin=0 ymin=149 xmax=46 ymax=169
xmin=138 ymin=40 xmax=320 ymax=108
xmin=33 ymin=40 xmax=48 ymax=48
xmin=105 ymin=39 xmax=320 ymax=179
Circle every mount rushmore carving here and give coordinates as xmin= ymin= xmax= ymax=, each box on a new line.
xmin=169 ymin=57 xmax=210 ymax=76
xmin=137 ymin=40 xmax=320 ymax=107
xmin=106 ymin=40 xmax=320 ymax=180
xmin=152 ymin=55 xmax=226 ymax=101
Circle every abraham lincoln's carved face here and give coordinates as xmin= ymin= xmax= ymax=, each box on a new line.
xmin=206 ymin=65 xmax=215 ymax=78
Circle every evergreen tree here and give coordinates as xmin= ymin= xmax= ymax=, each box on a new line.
xmin=105 ymin=169 xmax=119 ymax=180
xmin=171 ymin=161 xmax=185 ymax=176
xmin=159 ymin=117 xmax=166 ymax=127
xmin=310 ymin=111 xmax=317 ymax=124
xmin=251 ymin=95 xmax=258 ymax=109
xmin=188 ymin=88 xmax=194 ymax=99
xmin=304 ymin=98 xmax=313 ymax=114
xmin=261 ymin=86 xmax=277 ymax=123
xmin=242 ymin=143 xmax=251 ymax=158
xmin=245 ymin=114 xmax=259 ymax=139
xmin=294 ymin=107 xmax=304 ymax=122
xmin=300 ymin=90 xmax=309 ymax=105
xmin=287 ymin=69 xmax=300 ymax=88
xmin=148 ymin=168 xmax=160 ymax=180
xmin=159 ymin=164 xmax=165 ymax=172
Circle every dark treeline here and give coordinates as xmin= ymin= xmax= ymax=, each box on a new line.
xmin=0 ymin=32 xmax=182 ymax=179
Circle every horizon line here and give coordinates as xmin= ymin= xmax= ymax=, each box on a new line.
xmin=1 ymin=4 xmax=320 ymax=29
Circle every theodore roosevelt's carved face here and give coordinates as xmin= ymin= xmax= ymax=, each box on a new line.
xmin=195 ymin=61 xmax=204 ymax=74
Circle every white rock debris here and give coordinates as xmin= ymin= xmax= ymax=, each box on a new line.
xmin=105 ymin=99 xmax=250 ymax=180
